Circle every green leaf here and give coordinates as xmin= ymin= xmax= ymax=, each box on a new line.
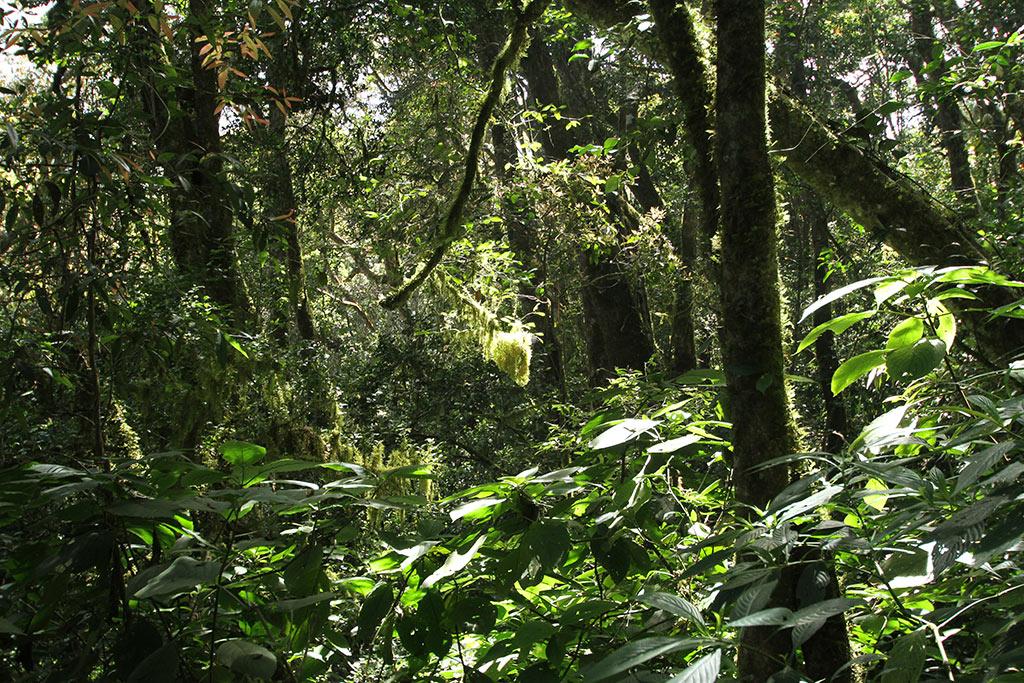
xmin=955 ymin=442 xmax=1015 ymax=493
xmin=800 ymin=276 xmax=886 ymax=323
xmin=589 ymin=419 xmax=660 ymax=450
xmin=284 ymin=545 xmax=323 ymax=595
xmin=647 ymin=434 xmax=702 ymax=454
xmin=927 ymin=298 xmax=956 ymax=348
xmin=886 ymin=339 xmax=946 ymax=382
xmin=524 ymin=520 xmax=571 ymax=573
xmin=667 ymin=649 xmax=721 ymax=683
xmin=832 ymin=350 xmax=887 ymax=395
xmin=790 ymin=598 xmax=863 ymax=626
xmin=863 ymin=478 xmax=889 ymax=511
xmin=127 ymin=643 xmax=179 ymax=683
xmin=219 ymin=441 xmax=266 ymax=466
xmin=583 ymin=637 xmax=702 ymax=682
xmin=422 ymin=534 xmax=486 ymax=588
xmin=384 ymin=463 xmax=433 ymax=479
xmin=450 ymin=497 xmax=504 ymax=521
xmin=215 ymin=640 xmax=277 ymax=680
xmin=356 ymin=583 xmax=394 ymax=644
xmin=973 ymin=40 xmax=1005 ymax=51
xmin=797 ymin=310 xmax=875 ymax=354
xmin=888 ymin=69 xmax=914 ymax=83
xmin=729 ymin=607 xmax=794 ymax=627
xmin=886 ymin=317 xmax=924 ymax=350
xmin=223 ymin=333 xmax=249 ymax=359
xmin=133 ymin=556 xmax=221 ymax=600
xmin=881 ymin=630 xmax=927 ymax=683
xmin=636 ymin=591 xmax=705 ymax=626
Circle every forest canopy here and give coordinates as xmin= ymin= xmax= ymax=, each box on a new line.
xmin=0 ymin=0 xmax=1023 ymax=680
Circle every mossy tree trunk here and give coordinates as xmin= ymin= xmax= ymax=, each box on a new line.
xmin=136 ymin=0 xmax=250 ymax=323
xmin=716 ymin=2 xmax=852 ymax=679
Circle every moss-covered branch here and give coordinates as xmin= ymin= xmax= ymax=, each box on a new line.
xmin=379 ymin=0 xmax=550 ymax=310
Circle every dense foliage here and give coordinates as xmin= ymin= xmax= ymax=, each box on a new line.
xmin=1 ymin=0 xmax=1023 ymax=680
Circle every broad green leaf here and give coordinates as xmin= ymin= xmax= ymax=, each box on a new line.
xmin=776 ymin=485 xmax=843 ymax=522
xmin=973 ymin=40 xmax=1005 ymax=51
xmin=266 ymin=592 xmax=337 ymax=612
xmin=667 ymin=649 xmax=721 ymax=683
xmin=524 ymin=520 xmax=571 ymax=572
xmin=927 ymin=298 xmax=956 ymax=348
xmin=800 ymin=276 xmax=886 ymax=323
xmin=728 ymin=607 xmax=794 ymax=627
xmin=219 ymin=441 xmax=266 ymax=466
xmin=215 ymin=640 xmax=277 ymax=680
xmin=863 ymin=478 xmax=889 ymax=511
xmin=886 ymin=339 xmax=946 ymax=382
xmin=134 ymin=556 xmax=221 ymax=599
xmin=450 ymin=497 xmax=504 ymax=521
xmin=873 ymin=272 xmax=920 ymax=304
xmin=790 ymin=598 xmax=863 ymax=626
xmin=932 ymin=265 xmax=1023 ymax=287
xmin=583 ymin=637 xmax=702 ymax=682
xmin=284 ymin=545 xmax=323 ymax=595
xmin=422 ymin=534 xmax=486 ymax=588
xmin=832 ymin=350 xmax=887 ymax=395
xmin=356 ymin=583 xmax=393 ymax=644
xmin=880 ymin=630 xmax=927 ymax=682
xmin=589 ymin=419 xmax=660 ymax=450
xmin=636 ymin=591 xmax=705 ymax=626
xmin=797 ymin=310 xmax=875 ymax=354
xmin=886 ymin=317 xmax=924 ymax=350
xmin=127 ymin=643 xmax=178 ymax=683
xmin=647 ymin=434 xmax=702 ymax=454
xmin=384 ymin=463 xmax=433 ymax=479
xmin=955 ymin=442 xmax=1015 ymax=493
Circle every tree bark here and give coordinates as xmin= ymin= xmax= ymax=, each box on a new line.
xmin=769 ymin=91 xmax=1024 ymax=360
xmin=630 ymin=150 xmax=697 ymax=373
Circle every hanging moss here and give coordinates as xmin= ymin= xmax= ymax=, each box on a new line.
xmin=486 ymin=327 xmax=532 ymax=387
xmin=433 ymin=273 xmax=533 ymax=386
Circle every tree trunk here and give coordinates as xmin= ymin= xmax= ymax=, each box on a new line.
xmin=136 ymin=0 xmax=250 ymax=322
xmin=716 ymin=3 xmax=847 ymax=679
xmin=263 ymin=105 xmax=317 ymax=342
xmin=630 ymin=152 xmax=697 ymax=374
xmin=520 ymin=38 xmax=653 ymax=379
xmin=491 ymin=121 xmax=566 ymax=391
xmin=908 ymin=0 xmax=977 ymax=204
xmin=810 ymin=207 xmax=850 ymax=452
xmin=769 ymin=91 xmax=1024 ymax=360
